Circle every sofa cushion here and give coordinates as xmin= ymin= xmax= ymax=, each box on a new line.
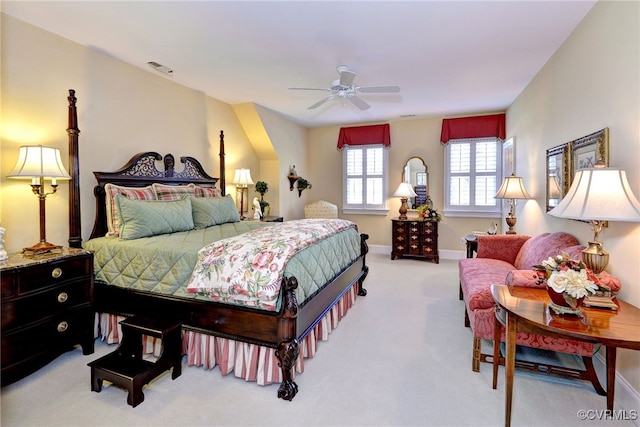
xmin=459 ymin=258 xmax=514 ymax=311
xmin=513 ymin=232 xmax=580 ymax=270
xmin=476 ymin=234 xmax=530 ymax=265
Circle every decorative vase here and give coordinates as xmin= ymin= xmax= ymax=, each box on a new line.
xmin=546 ymin=286 xmax=584 ymax=316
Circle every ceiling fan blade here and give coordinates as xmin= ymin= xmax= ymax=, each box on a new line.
xmin=308 ymin=95 xmax=336 ymax=109
xmin=339 ymin=69 xmax=356 ymax=87
xmin=289 ymin=87 xmax=332 ymax=91
xmin=357 ymin=85 xmax=401 ymax=93
xmin=347 ymin=95 xmax=370 ymax=110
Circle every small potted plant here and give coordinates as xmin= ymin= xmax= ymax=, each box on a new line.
xmin=296 ymin=178 xmax=312 ymax=197
xmin=255 ymin=181 xmax=269 ymax=217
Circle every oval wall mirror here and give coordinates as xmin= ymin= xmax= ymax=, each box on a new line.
xmin=402 ymin=157 xmax=428 ymax=209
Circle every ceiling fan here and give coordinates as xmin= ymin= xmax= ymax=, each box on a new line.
xmin=289 ymin=65 xmax=400 ymax=110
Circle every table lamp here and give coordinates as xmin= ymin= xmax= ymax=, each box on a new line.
xmin=494 ymin=173 xmax=532 ymax=234
xmin=392 ymin=182 xmax=417 ymax=220
xmin=548 ymin=162 xmax=640 ymax=273
xmin=233 ymin=168 xmax=253 ymax=220
xmin=7 ymin=145 xmax=71 ymax=254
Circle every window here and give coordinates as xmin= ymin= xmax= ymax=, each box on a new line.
xmin=444 ymin=138 xmax=502 ymax=217
xmin=342 ymin=144 xmax=388 ymax=214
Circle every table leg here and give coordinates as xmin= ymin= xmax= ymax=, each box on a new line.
xmin=505 ymin=312 xmax=517 ymax=427
xmin=493 ymin=308 xmax=501 ymax=389
xmin=606 ymin=346 xmax=617 ymax=411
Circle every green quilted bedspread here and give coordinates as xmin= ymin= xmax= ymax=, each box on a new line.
xmin=85 ymin=221 xmax=362 ymax=310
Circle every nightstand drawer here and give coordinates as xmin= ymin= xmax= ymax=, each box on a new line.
xmin=1 ymin=307 xmax=94 ymax=369
xmin=18 ymin=256 xmax=91 ymax=295
xmin=1 ymin=279 xmax=91 ymax=330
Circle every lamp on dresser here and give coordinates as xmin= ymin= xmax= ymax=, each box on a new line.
xmin=233 ymin=168 xmax=253 ymax=220
xmin=494 ymin=173 xmax=532 ymax=234
xmin=7 ymin=145 xmax=71 ymax=254
xmin=548 ymin=162 xmax=640 ymax=273
xmin=392 ymin=182 xmax=417 ymax=220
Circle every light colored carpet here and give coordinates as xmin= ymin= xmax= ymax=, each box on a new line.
xmin=1 ymin=254 xmax=637 ymax=426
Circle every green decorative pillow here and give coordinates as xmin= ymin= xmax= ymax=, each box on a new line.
xmin=190 ymin=194 xmax=240 ymax=228
xmin=115 ymin=195 xmax=195 ymax=240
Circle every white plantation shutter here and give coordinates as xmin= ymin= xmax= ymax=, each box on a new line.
xmin=445 ymin=138 xmax=501 ymax=215
xmin=343 ymin=144 xmax=388 ymax=211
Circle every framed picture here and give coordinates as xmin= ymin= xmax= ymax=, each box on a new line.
xmin=570 ymin=128 xmax=609 ymax=177
xmin=545 ymin=143 xmax=570 ymax=211
xmin=502 ymin=137 xmax=515 ymax=178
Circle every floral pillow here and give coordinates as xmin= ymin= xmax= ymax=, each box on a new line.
xmin=104 ymin=183 xmax=156 ymax=237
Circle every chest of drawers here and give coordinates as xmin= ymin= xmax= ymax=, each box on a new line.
xmin=391 ymin=218 xmax=439 ymax=263
xmin=1 ymin=248 xmax=95 ymax=385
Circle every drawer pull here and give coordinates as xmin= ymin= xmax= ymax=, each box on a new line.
xmin=57 ymin=321 xmax=69 ymax=333
xmin=57 ymin=292 xmax=69 ymax=303
xmin=51 ymin=268 xmax=63 ymax=279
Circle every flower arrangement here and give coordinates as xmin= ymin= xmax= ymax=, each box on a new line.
xmin=416 ymin=204 xmax=442 ymax=221
xmin=533 ymin=252 xmax=608 ymax=302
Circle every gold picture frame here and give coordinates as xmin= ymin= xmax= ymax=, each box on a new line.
xmin=569 ymin=128 xmax=609 ymax=176
xmin=545 ymin=143 xmax=571 ymax=212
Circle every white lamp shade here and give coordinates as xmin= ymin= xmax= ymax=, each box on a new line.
xmin=7 ymin=145 xmax=70 ymax=180
xmin=495 ymin=174 xmax=531 ymax=199
xmin=232 ymin=168 xmax=254 ymax=187
xmin=548 ymin=167 xmax=640 ymax=222
xmin=392 ymin=182 xmax=417 ymax=198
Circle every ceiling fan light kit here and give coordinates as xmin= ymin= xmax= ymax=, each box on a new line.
xmin=290 ymin=65 xmax=400 ymax=111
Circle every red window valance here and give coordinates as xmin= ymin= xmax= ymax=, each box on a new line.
xmin=337 ymin=124 xmax=391 ymax=150
xmin=440 ymin=113 xmax=506 ymax=144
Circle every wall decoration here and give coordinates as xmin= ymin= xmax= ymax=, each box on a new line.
xmin=570 ymin=128 xmax=609 ymax=176
xmin=545 ymin=143 xmax=571 ymax=212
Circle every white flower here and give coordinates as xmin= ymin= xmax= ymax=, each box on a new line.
xmin=541 ymin=257 xmax=559 ymax=271
xmin=547 ymin=269 xmax=598 ymax=299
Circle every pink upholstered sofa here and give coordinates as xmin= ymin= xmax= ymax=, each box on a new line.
xmin=459 ymin=232 xmax=621 ymax=392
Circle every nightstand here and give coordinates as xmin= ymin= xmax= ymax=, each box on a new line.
xmin=391 ymin=218 xmax=439 ymax=263
xmin=1 ymin=248 xmax=95 ymax=385
xmin=261 ymin=216 xmax=283 ymax=222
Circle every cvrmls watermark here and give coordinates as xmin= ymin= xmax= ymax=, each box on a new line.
xmin=577 ymin=409 xmax=638 ymax=421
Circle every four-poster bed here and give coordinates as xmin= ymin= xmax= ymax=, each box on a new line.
xmin=65 ymin=90 xmax=369 ymax=400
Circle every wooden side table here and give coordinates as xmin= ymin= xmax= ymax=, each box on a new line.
xmin=491 ymin=284 xmax=640 ymax=426
xmin=391 ymin=218 xmax=439 ymax=263
xmin=1 ymin=248 xmax=95 ymax=385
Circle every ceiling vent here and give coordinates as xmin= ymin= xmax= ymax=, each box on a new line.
xmin=147 ymin=61 xmax=173 ymax=75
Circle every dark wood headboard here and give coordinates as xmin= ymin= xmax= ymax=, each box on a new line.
xmin=89 ymin=152 xmax=222 ymax=239
xmin=65 ymin=90 xmax=227 ymax=245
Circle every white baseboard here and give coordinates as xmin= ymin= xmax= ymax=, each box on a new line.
xmin=369 ymin=245 xmax=465 ymax=261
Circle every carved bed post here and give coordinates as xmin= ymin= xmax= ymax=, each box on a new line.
xmin=219 ymin=130 xmax=226 ymax=195
xmin=276 ymin=276 xmax=300 ymax=401
xmin=67 ymin=89 xmax=82 ymax=248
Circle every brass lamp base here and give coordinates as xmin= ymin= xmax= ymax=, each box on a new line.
xmin=398 ymin=197 xmax=408 ymax=220
xmin=23 ymin=241 xmax=62 ymax=255
xmin=505 ymin=213 xmax=517 ymax=234
xmin=582 ymin=241 xmax=609 ymax=274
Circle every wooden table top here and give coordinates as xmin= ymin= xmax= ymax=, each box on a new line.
xmin=491 ymin=284 xmax=640 ymax=350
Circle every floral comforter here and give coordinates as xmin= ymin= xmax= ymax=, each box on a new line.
xmin=187 ymin=219 xmax=356 ymax=311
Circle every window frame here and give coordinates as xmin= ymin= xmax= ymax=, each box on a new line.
xmin=444 ymin=137 xmax=503 ymax=218
xmin=342 ymin=144 xmax=389 ymax=215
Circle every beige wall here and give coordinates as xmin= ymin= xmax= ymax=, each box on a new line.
xmin=307 ymin=118 xmax=504 ymax=249
xmin=507 ymin=0 xmax=640 ymax=392
xmin=1 ymin=14 xmax=260 ymax=252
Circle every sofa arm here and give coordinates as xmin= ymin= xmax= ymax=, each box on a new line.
xmin=505 ymin=270 xmax=542 ymax=289
xmin=476 ymin=234 xmax=531 ymax=265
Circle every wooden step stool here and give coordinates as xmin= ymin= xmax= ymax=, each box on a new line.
xmin=88 ymin=315 xmax=183 ymax=407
